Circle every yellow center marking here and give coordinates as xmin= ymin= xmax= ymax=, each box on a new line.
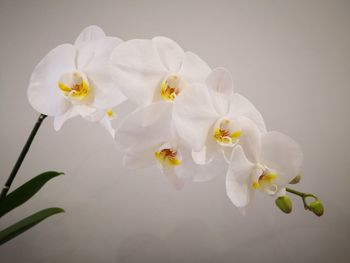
xmin=155 ymin=148 xmax=181 ymax=167
xmin=106 ymin=109 xmax=114 ymax=118
xmin=58 ymin=72 xmax=89 ymax=100
xmin=252 ymin=172 xmax=278 ymax=190
xmin=160 ymin=75 xmax=180 ymax=101
xmin=213 ymin=128 xmax=242 ymax=144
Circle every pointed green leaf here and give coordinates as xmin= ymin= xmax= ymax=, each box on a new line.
xmin=0 ymin=171 xmax=64 ymax=217
xmin=0 ymin=207 xmax=64 ymax=246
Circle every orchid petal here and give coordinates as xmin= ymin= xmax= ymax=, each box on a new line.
xmin=76 ymin=104 xmax=97 ymax=118
xmin=260 ymin=131 xmax=303 ymax=185
xmin=188 ymin=150 xmax=227 ymax=182
xmin=53 ymin=106 xmax=78 ymax=131
xmin=206 ymin=68 xmax=234 ymax=115
xmin=163 ymin=167 xmax=185 ymax=190
xmin=100 ymin=115 xmax=115 ymax=138
xmin=123 ymin=144 xmax=158 ymax=169
xmin=226 ymin=145 xmax=255 ymax=207
xmin=74 ymin=25 xmax=106 ymax=49
xmin=228 ymin=93 xmax=267 ymax=133
xmin=28 ymin=44 xmax=75 ymax=116
xmin=74 ymin=26 xmax=107 ymax=69
xmin=91 ymin=37 xmax=123 ymax=63
xmin=222 ymin=147 xmax=234 ymax=163
xmin=173 ymin=84 xmax=218 ymax=151
xmin=237 ymin=116 xmax=262 ymax=163
xmin=178 ymin=51 xmax=211 ymax=84
xmin=85 ymin=65 xmax=127 ymax=109
xmin=111 ymin=39 xmax=167 ymax=106
xmin=76 ymin=36 xmax=122 ymax=70
xmin=116 ymin=102 xmax=173 ymax=151
xmin=80 ymin=36 xmax=122 ymax=67
xmin=84 ymin=108 xmax=115 ymax=123
xmin=153 ymin=36 xmax=184 ymax=72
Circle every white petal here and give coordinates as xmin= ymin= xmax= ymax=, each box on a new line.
xmin=188 ymin=149 xmax=227 ymax=182
xmin=116 ymin=102 xmax=173 ymax=151
xmin=222 ymin=147 xmax=234 ymax=163
xmin=79 ymin=37 xmax=123 ymax=69
xmin=260 ymin=131 xmax=303 ymax=185
xmin=191 ymin=148 xmax=207 ymax=165
xmin=178 ymin=51 xmax=211 ymax=84
xmin=111 ymin=39 xmax=167 ymax=106
xmin=237 ymin=116 xmax=262 ymax=163
xmin=153 ymin=36 xmax=184 ymax=72
xmin=85 ymin=65 xmax=127 ymax=109
xmin=74 ymin=26 xmax=109 ymax=69
xmin=173 ymin=83 xmax=218 ymax=151
xmin=76 ymin=104 xmax=97 ymax=117
xmin=76 ymin=37 xmax=122 ymax=71
xmin=206 ymin=68 xmax=234 ymax=115
xmin=100 ymin=115 xmax=115 ymax=138
xmin=53 ymin=106 xmax=78 ymax=131
xmin=192 ymin=134 xmax=223 ymax=164
xmin=123 ymin=145 xmax=158 ymax=169
xmin=74 ymin=25 xmax=106 ymax=49
xmin=111 ymin=100 xmax=138 ymax=131
xmin=226 ymin=145 xmax=255 ymax=207
xmin=228 ymin=93 xmax=267 ymax=133
xmin=75 ymin=42 xmax=95 ymax=70
xmin=91 ymin=37 xmax=123 ymax=63
xmin=163 ymin=167 xmax=185 ymax=190
xmin=28 ymin=44 xmax=76 ymax=116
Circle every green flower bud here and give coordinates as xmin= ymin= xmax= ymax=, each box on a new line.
xmin=289 ymin=175 xmax=301 ymax=184
xmin=309 ymin=200 xmax=324 ymax=217
xmin=275 ymin=195 xmax=292 ymax=214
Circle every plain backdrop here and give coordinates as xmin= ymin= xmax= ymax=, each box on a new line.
xmin=0 ymin=0 xmax=349 ymax=262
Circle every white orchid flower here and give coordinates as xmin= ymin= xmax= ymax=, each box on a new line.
xmin=27 ymin=25 xmax=127 ymax=137
xmin=173 ymin=67 xmax=266 ymax=163
xmin=116 ymin=102 xmax=226 ymax=188
xmin=110 ymin=37 xmax=211 ymax=106
xmin=226 ymin=130 xmax=303 ymax=208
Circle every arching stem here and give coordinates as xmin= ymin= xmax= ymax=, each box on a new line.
xmin=286 ymin=187 xmax=318 ymax=210
xmin=0 ymin=114 xmax=47 ymax=203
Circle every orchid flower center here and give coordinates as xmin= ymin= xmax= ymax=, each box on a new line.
xmin=251 ymin=165 xmax=279 ymax=195
xmin=58 ymin=71 xmax=89 ymax=100
xmin=213 ymin=118 xmax=242 ymax=146
xmin=160 ymin=74 xmax=181 ymax=101
xmin=106 ymin=108 xmax=115 ymax=119
xmin=154 ymin=143 xmax=182 ymax=168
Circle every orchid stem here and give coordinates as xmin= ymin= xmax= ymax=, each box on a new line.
xmin=286 ymin=187 xmax=318 ymax=209
xmin=286 ymin=187 xmax=305 ymax=197
xmin=0 ymin=114 xmax=47 ymax=203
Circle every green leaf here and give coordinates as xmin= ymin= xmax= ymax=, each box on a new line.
xmin=0 ymin=171 xmax=64 ymax=217
xmin=0 ymin=207 xmax=64 ymax=246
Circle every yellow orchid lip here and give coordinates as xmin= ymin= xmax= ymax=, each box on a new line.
xmin=252 ymin=172 xmax=277 ymax=189
xmin=155 ymin=148 xmax=181 ymax=168
xmin=58 ymin=71 xmax=89 ymax=100
xmin=251 ymin=169 xmax=278 ymax=195
xmin=213 ymin=119 xmax=242 ymax=146
xmin=160 ymin=74 xmax=181 ymax=102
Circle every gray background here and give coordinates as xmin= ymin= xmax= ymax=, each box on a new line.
xmin=0 ymin=0 xmax=349 ymax=262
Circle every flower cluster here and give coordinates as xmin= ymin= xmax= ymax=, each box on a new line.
xmin=27 ymin=26 xmax=307 ymax=212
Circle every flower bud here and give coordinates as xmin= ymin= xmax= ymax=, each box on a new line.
xmin=275 ymin=195 xmax=292 ymax=214
xmin=289 ymin=175 xmax=301 ymax=184
xmin=309 ymin=200 xmax=324 ymax=217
